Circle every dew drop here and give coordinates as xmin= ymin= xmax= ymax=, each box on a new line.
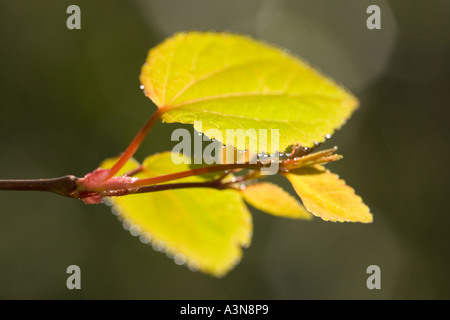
xmin=122 ymin=219 xmax=133 ymax=231
xmin=129 ymin=224 xmax=142 ymax=237
xmin=104 ymin=198 xmax=114 ymax=207
xmin=166 ymin=247 xmax=176 ymax=259
xmin=139 ymin=232 xmax=152 ymax=244
xmin=152 ymin=240 xmax=166 ymax=252
xmin=174 ymin=253 xmax=187 ymax=266
xmin=139 ymin=84 xmax=144 ymax=90
xmin=152 ymin=241 xmax=160 ymax=251
xmin=239 ymin=184 xmax=246 ymax=190
xmin=111 ymin=206 xmax=121 ymax=216
xmin=187 ymin=261 xmax=200 ymax=272
xmin=326 ymin=134 xmax=332 ymax=139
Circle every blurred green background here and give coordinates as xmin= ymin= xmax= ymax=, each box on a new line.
xmin=0 ymin=0 xmax=449 ymax=299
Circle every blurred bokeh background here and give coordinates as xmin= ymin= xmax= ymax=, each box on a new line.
xmin=0 ymin=0 xmax=449 ymax=299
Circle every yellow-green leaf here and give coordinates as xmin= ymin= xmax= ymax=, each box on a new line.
xmin=100 ymin=152 xmax=252 ymax=277
xmin=285 ymin=166 xmax=372 ymax=223
xmin=241 ymin=182 xmax=312 ymax=220
xmin=140 ymin=31 xmax=358 ymax=153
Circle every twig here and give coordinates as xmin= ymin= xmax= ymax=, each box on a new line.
xmin=128 ymin=180 xmax=229 ymax=195
xmin=0 ymin=176 xmax=78 ymax=198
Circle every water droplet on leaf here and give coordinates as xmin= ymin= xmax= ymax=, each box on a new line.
xmin=129 ymin=224 xmax=142 ymax=237
xmin=174 ymin=253 xmax=187 ymax=266
xmin=139 ymin=232 xmax=152 ymax=244
xmin=122 ymin=218 xmax=133 ymax=230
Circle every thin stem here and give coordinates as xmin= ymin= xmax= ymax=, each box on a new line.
xmin=0 ymin=176 xmax=78 ymax=198
xmin=102 ymin=106 xmax=171 ymax=182
xmin=128 ymin=180 xmax=230 ymax=195
xmin=123 ymin=166 xmax=265 ymax=196
xmin=131 ymin=162 xmax=263 ymax=187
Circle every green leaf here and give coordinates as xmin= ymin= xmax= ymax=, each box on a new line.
xmin=285 ymin=166 xmax=372 ymax=223
xmin=100 ymin=152 xmax=252 ymax=277
xmin=140 ymin=31 xmax=358 ymax=153
xmin=241 ymin=182 xmax=312 ymax=220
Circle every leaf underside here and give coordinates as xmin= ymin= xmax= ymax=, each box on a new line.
xmin=100 ymin=152 xmax=252 ymax=277
xmin=140 ymin=31 xmax=359 ymax=153
xmin=241 ymin=182 xmax=312 ymax=220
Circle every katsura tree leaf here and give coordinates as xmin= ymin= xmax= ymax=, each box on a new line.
xmin=100 ymin=152 xmax=252 ymax=277
xmin=140 ymin=31 xmax=358 ymax=153
xmin=285 ymin=166 xmax=372 ymax=223
xmin=241 ymin=182 xmax=312 ymax=220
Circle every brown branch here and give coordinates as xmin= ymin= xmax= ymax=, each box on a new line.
xmin=0 ymin=148 xmax=342 ymax=201
xmin=0 ymin=175 xmax=78 ymax=198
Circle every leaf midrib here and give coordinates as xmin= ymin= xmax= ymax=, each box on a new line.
xmin=168 ymin=91 xmax=346 ymax=109
xmin=167 ymin=57 xmax=282 ymax=106
xmin=167 ymin=108 xmax=329 ymax=126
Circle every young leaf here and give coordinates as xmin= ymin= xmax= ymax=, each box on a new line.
xmin=100 ymin=153 xmax=252 ymax=277
xmin=241 ymin=182 xmax=312 ymax=220
xmin=140 ymin=31 xmax=358 ymax=153
xmin=285 ymin=166 xmax=372 ymax=223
